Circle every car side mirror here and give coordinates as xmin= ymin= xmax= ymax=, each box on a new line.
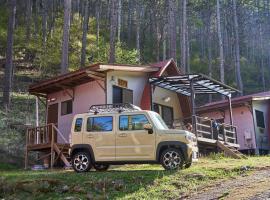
xmin=143 ymin=124 xmax=153 ymax=134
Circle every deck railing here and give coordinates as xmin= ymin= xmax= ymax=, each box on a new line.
xmin=26 ymin=123 xmax=68 ymax=146
xmin=194 ymin=116 xmax=237 ymax=144
xmin=173 ymin=116 xmax=237 ymax=144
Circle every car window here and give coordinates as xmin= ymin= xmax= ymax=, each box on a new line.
xmin=74 ymin=118 xmax=83 ymax=132
xmin=87 ymin=116 xmax=113 ymax=132
xmin=119 ymin=114 xmax=149 ymax=131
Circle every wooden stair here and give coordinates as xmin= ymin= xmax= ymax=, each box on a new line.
xmin=216 ymin=141 xmax=248 ymax=159
xmin=53 ymin=144 xmax=71 ymax=167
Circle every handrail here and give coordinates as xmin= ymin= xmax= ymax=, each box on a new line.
xmin=52 ymin=124 xmax=69 ymax=144
xmin=188 ymin=116 xmax=238 ymax=144
xmin=26 ymin=123 xmax=69 ymax=146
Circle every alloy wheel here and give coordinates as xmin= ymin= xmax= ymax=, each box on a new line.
xmin=163 ymin=150 xmax=181 ymax=170
xmin=73 ymin=154 xmax=90 ymax=172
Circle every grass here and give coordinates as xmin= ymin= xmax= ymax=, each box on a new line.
xmin=1 ymin=156 xmax=270 ymax=200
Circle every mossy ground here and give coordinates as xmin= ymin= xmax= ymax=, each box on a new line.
xmin=1 ymin=156 xmax=270 ymax=200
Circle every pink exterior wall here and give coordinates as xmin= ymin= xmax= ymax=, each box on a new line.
xmin=47 ymin=81 xmax=105 ymax=143
xmin=200 ymin=105 xmax=257 ymax=150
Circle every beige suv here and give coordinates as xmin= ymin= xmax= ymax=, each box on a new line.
xmin=70 ymin=104 xmax=198 ymax=172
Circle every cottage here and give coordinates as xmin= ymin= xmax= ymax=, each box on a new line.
xmin=28 ymin=59 xmax=191 ymax=143
xmin=198 ymin=92 xmax=270 ymax=155
xmin=25 ymin=59 xmax=243 ymax=168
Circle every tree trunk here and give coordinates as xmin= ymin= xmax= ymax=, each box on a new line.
xmin=108 ymin=0 xmax=118 ymax=63
xmin=232 ymin=0 xmax=243 ymax=95
xmin=259 ymin=24 xmax=266 ymax=91
xmin=168 ymin=0 xmax=177 ymax=62
xmin=117 ymin=0 xmax=122 ymax=43
xmin=60 ymin=0 xmax=71 ymax=74
xmin=3 ymin=0 xmax=16 ymax=110
xmin=156 ymin=22 xmax=161 ymax=62
xmin=186 ymin=24 xmax=190 ymax=73
xmin=162 ymin=23 xmax=167 ymax=61
xmin=207 ymin=8 xmax=212 ymax=102
xmin=25 ymin=0 xmax=32 ymax=42
xmin=217 ymin=0 xmax=225 ymax=83
xmin=41 ymin=0 xmax=47 ymax=48
xmin=80 ymin=0 xmax=89 ymax=68
xmin=95 ymin=1 xmax=100 ymax=58
xmin=136 ymin=2 xmax=143 ymax=63
xmin=127 ymin=0 xmax=133 ymax=47
xmin=181 ymin=0 xmax=187 ymax=73
xmin=33 ymin=0 xmax=39 ymax=39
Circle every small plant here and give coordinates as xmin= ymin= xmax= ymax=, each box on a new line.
xmin=208 ymin=152 xmax=226 ymax=160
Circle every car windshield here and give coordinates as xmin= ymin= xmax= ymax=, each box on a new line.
xmin=150 ymin=112 xmax=169 ymax=130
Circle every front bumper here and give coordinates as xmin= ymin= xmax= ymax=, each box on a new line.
xmin=187 ymin=142 xmax=199 ymax=162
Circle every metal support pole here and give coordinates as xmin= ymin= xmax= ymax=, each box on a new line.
xmin=150 ymin=84 xmax=154 ymax=111
xmin=227 ymin=95 xmax=233 ymax=125
xmin=190 ymin=80 xmax=197 ymax=135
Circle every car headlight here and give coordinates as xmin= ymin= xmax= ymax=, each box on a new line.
xmin=185 ymin=134 xmax=193 ymax=142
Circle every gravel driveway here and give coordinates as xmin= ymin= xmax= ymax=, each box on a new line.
xmin=187 ymin=167 xmax=270 ymax=200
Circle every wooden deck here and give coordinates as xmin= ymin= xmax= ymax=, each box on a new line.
xmin=27 ymin=143 xmax=70 ymax=151
xmin=25 ymin=123 xmax=71 ymax=169
xmin=197 ymin=137 xmax=240 ymax=148
xmin=192 ymin=116 xmax=245 ymax=158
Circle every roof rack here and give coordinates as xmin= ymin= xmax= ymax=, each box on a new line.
xmin=89 ymin=103 xmax=141 ymax=114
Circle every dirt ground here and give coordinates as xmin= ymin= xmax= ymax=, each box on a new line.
xmin=187 ymin=167 xmax=270 ymax=200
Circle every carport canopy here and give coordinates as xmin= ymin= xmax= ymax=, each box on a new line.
xmin=149 ymin=74 xmax=240 ymax=127
xmin=149 ymin=74 xmax=238 ymax=97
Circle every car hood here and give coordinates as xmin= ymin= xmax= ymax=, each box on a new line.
xmin=160 ymin=129 xmax=188 ymax=135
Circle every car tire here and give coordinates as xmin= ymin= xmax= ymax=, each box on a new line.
xmin=184 ymin=155 xmax=192 ymax=168
xmin=93 ymin=164 xmax=110 ymax=171
xmin=160 ymin=148 xmax=184 ymax=170
xmin=72 ymin=151 xmax=92 ymax=173
xmin=184 ymin=161 xmax=192 ymax=168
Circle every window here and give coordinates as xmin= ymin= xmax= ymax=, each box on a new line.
xmin=153 ymin=103 xmax=174 ymax=128
xmin=113 ymin=85 xmax=133 ymax=104
xmin=87 ymin=116 xmax=113 ymax=132
xmin=61 ymin=100 xmax=72 ymax=115
xmin=119 ymin=114 xmax=149 ymax=131
xmin=255 ymin=110 xmax=265 ymax=128
xmin=74 ymin=118 xmax=83 ymax=132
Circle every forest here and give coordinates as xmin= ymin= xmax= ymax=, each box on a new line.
xmin=1 ymin=1 xmax=270 ymax=197
xmin=1 ymin=0 xmax=270 ymax=110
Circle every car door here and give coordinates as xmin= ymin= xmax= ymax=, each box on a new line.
xmin=71 ymin=117 xmax=84 ymax=145
xmin=115 ymin=113 xmax=156 ymax=161
xmin=83 ymin=115 xmax=115 ymax=161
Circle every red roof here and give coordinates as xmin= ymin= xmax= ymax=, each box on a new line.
xmin=150 ymin=59 xmax=182 ymax=77
xmin=198 ymin=91 xmax=270 ymax=112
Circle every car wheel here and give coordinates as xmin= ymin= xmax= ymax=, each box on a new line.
xmin=93 ymin=164 xmax=110 ymax=171
xmin=160 ymin=148 xmax=184 ymax=170
xmin=72 ymin=151 xmax=92 ymax=173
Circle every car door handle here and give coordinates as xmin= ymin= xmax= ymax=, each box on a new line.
xmin=119 ymin=133 xmax=127 ymax=137
xmin=87 ymin=134 xmax=94 ymax=138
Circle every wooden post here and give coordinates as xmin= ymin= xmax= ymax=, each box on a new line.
xmin=50 ymin=124 xmax=54 ymax=169
xmin=35 ymin=96 xmax=39 ymax=144
xmin=25 ymin=129 xmax=28 ymax=170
